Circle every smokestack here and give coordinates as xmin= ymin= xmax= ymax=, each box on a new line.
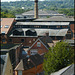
xmin=34 ymin=0 xmax=38 ymax=19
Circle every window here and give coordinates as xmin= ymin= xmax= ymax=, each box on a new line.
xmin=33 ymin=39 xmax=35 ymax=41
xmin=21 ymin=39 xmax=24 ymax=42
xmin=22 ymin=51 xmax=27 ymax=55
xmin=0 ymin=19 xmax=2 ymax=21
xmin=56 ymin=26 xmax=60 ymax=28
xmin=62 ymin=26 xmax=68 ymax=28
xmin=29 ymin=40 xmax=31 ymax=43
xmin=5 ymin=25 xmax=9 ymax=28
xmin=9 ymin=39 xmax=12 ymax=42
xmin=0 ymin=25 xmax=3 ymax=28
xmin=2 ymin=39 xmax=5 ymax=42
xmin=31 ymin=50 xmax=37 ymax=55
xmin=18 ymin=71 xmax=22 ymax=75
xmin=2 ymin=31 xmax=5 ymax=34
xmin=37 ymin=42 xmax=41 ymax=47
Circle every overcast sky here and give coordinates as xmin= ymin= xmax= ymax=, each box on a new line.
xmin=1 ymin=0 xmax=46 ymax=2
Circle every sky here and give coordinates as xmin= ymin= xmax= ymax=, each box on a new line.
xmin=1 ymin=0 xmax=46 ymax=2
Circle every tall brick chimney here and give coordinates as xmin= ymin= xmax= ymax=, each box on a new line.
xmin=34 ymin=0 xmax=38 ymax=19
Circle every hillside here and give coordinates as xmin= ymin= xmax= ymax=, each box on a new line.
xmin=1 ymin=0 xmax=74 ymax=10
xmin=1 ymin=0 xmax=74 ymax=18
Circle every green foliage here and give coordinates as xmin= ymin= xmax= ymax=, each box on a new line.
xmin=1 ymin=0 xmax=74 ymax=17
xmin=58 ymin=8 xmax=74 ymax=16
xmin=43 ymin=41 xmax=74 ymax=75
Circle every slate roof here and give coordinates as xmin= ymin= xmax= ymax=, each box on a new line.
xmin=39 ymin=36 xmax=53 ymax=48
xmin=0 ymin=54 xmax=8 ymax=75
xmin=51 ymin=64 xmax=74 ymax=75
xmin=0 ymin=18 xmax=15 ymax=34
xmin=22 ymin=10 xmax=60 ymax=15
xmin=1 ymin=43 xmax=21 ymax=51
xmin=34 ymin=16 xmax=74 ymax=21
xmin=15 ymin=54 xmax=43 ymax=70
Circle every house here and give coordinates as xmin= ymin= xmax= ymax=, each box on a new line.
xmin=0 ymin=53 xmax=13 ymax=75
xmin=51 ymin=64 xmax=74 ymax=75
xmin=14 ymin=54 xmax=43 ymax=75
xmin=27 ymin=35 xmax=53 ymax=56
xmin=1 ymin=43 xmax=22 ymax=69
xmin=0 ymin=18 xmax=16 ymax=44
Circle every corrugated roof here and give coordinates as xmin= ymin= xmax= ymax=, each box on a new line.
xmin=49 ymin=29 xmax=68 ymax=36
xmin=15 ymin=22 xmax=70 ymax=26
xmin=11 ymin=28 xmax=69 ymax=37
xmin=0 ymin=18 xmax=15 ymax=34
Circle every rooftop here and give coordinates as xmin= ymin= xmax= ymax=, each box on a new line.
xmin=34 ymin=16 xmax=74 ymax=22
xmin=39 ymin=36 xmax=53 ymax=48
xmin=15 ymin=54 xmax=43 ymax=70
xmin=1 ymin=43 xmax=21 ymax=51
xmin=51 ymin=64 xmax=74 ymax=75
xmin=15 ymin=22 xmax=70 ymax=26
xmin=22 ymin=10 xmax=59 ymax=15
xmin=0 ymin=18 xmax=15 ymax=34
xmin=0 ymin=54 xmax=8 ymax=75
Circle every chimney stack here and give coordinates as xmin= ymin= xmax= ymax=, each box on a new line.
xmin=34 ymin=0 xmax=38 ymax=19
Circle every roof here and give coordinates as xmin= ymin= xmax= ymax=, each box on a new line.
xmin=0 ymin=54 xmax=8 ymax=75
xmin=64 ymin=39 xmax=74 ymax=46
xmin=11 ymin=28 xmax=69 ymax=37
xmin=28 ymin=36 xmax=53 ymax=52
xmin=49 ymin=29 xmax=68 ymax=36
xmin=34 ymin=16 xmax=74 ymax=21
xmin=51 ymin=64 xmax=74 ymax=75
xmin=0 ymin=18 xmax=15 ymax=34
xmin=15 ymin=22 xmax=70 ymax=26
xmin=1 ymin=43 xmax=21 ymax=51
xmin=39 ymin=36 xmax=53 ymax=48
xmin=22 ymin=10 xmax=59 ymax=15
xmin=15 ymin=54 xmax=43 ymax=70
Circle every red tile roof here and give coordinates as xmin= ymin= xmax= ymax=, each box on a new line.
xmin=0 ymin=18 xmax=15 ymax=34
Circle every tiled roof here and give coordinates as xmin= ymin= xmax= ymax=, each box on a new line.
xmin=15 ymin=54 xmax=43 ymax=70
xmin=0 ymin=18 xmax=15 ymax=34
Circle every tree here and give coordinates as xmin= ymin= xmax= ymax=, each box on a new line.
xmin=43 ymin=41 xmax=74 ymax=75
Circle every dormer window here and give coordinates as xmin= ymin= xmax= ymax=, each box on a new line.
xmin=5 ymin=25 xmax=9 ymax=28
xmin=37 ymin=42 xmax=41 ymax=47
